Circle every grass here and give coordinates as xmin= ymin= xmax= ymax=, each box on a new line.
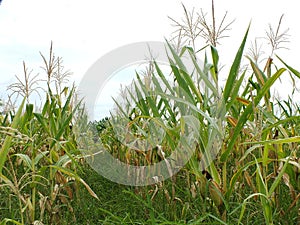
xmin=1 ymin=1 xmax=300 ymax=224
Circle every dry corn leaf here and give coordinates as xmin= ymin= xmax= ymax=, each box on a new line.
xmin=79 ymin=178 xmax=99 ymax=200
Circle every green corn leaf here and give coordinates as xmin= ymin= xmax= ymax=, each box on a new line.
xmin=210 ymin=45 xmax=219 ymax=82
xmin=221 ymin=67 xmax=286 ymax=162
xmin=237 ymin=193 xmax=268 ymax=224
xmin=225 ymin=159 xmax=261 ymax=200
xmin=0 ymin=218 xmax=23 ymax=225
xmin=50 ymin=102 xmax=81 ymax=149
xmin=254 ymin=157 xmax=273 ymax=224
xmin=19 ymin=103 xmax=34 ymax=133
xmin=208 ymin=162 xmax=221 ymax=185
xmin=33 ymin=113 xmax=50 ymax=135
xmin=136 ymin=74 xmax=160 ymax=117
xmin=154 ymin=61 xmax=175 ymax=95
xmin=242 ymin=136 xmax=300 ymax=145
xmin=170 ymin=63 xmax=194 ymax=104
xmin=61 ymin=85 xmax=75 ymax=117
xmin=249 ymin=58 xmax=270 ymax=100
xmin=239 ymin=144 xmax=264 ymax=162
xmin=223 ymin=24 xmax=250 ymax=103
xmin=13 ymin=153 xmax=33 ymax=170
xmin=180 ymin=69 xmax=204 ymax=104
xmin=34 ymin=151 xmax=49 ymax=165
xmin=151 ymin=74 xmax=175 ymax=121
xmin=112 ymin=97 xmax=128 ymax=117
xmin=269 ymin=155 xmax=292 ymax=195
xmin=187 ymin=49 xmax=218 ymax=97
xmin=262 ymin=116 xmax=300 ymax=135
xmin=133 ymin=81 xmax=149 ymax=116
xmin=226 ymin=70 xmax=246 ymax=111
xmin=0 ymin=98 xmax=26 ymax=174
xmin=277 ymin=55 xmax=300 ymax=78
xmin=0 ymin=173 xmax=17 ymax=192
xmin=166 ymin=40 xmax=187 ymax=72
xmin=248 ymin=58 xmax=267 ymax=86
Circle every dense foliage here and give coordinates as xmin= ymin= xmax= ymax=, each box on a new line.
xmin=1 ymin=2 xmax=300 ymax=224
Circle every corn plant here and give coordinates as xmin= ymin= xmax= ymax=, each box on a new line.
xmin=1 ymin=1 xmax=300 ymax=224
xmin=90 ymin=2 xmax=300 ymax=223
xmin=0 ymin=46 xmax=98 ymax=224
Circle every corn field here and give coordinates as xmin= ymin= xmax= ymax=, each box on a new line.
xmin=0 ymin=2 xmax=300 ymax=224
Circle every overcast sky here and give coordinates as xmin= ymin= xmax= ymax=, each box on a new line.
xmin=1 ymin=0 xmax=299 ymax=117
